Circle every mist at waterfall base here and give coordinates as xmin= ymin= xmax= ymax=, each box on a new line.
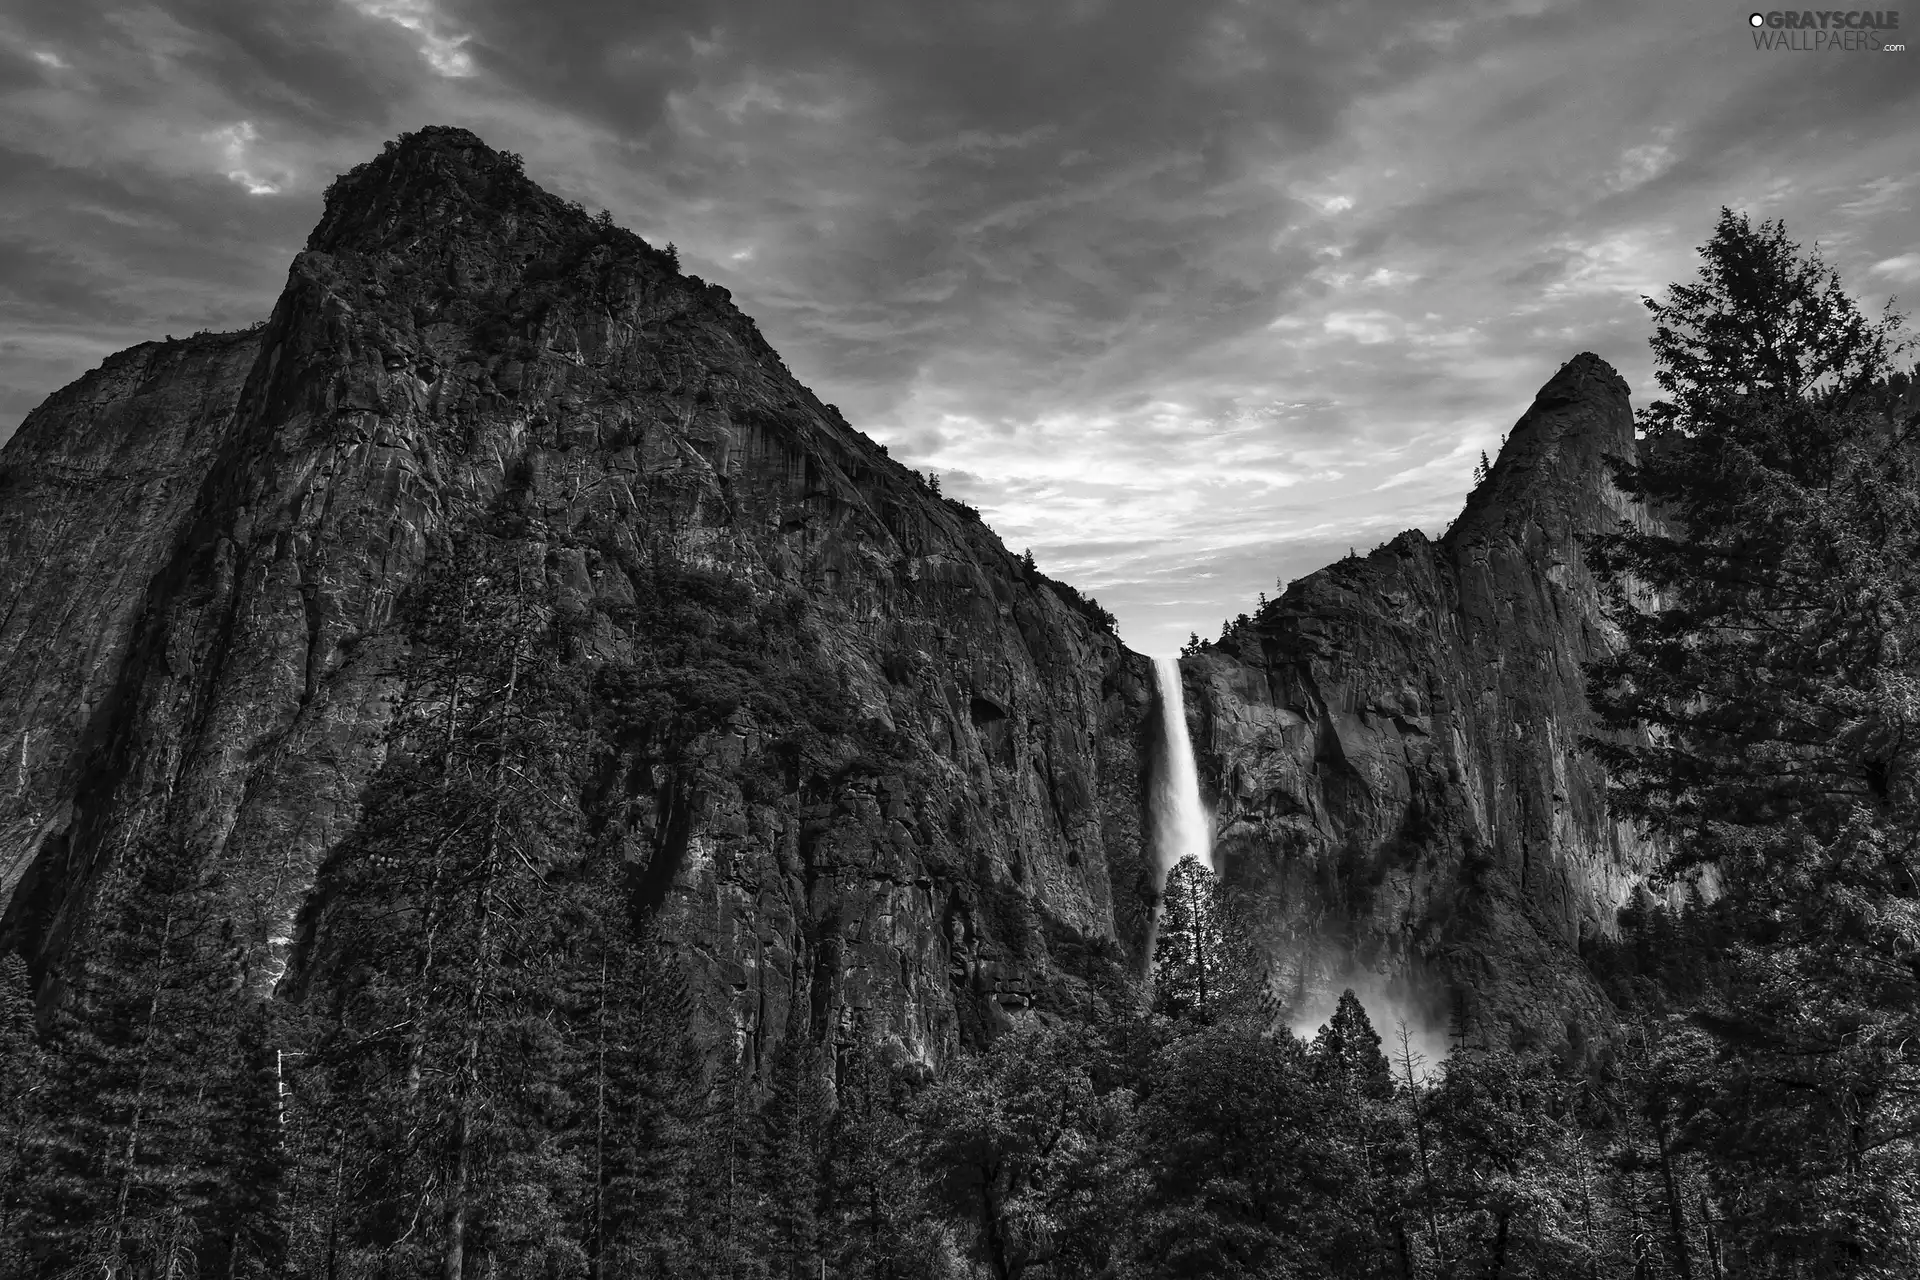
xmin=1148 ymin=658 xmax=1450 ymax=1081
xmin=1288 ymin=974 xmax=1452 ymax=1084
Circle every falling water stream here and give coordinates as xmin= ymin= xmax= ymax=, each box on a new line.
xmin=1150 ymin=656 xmax=1213 ymax=885
xmin=1148 ymin=660 xmax=1447 ymax=1072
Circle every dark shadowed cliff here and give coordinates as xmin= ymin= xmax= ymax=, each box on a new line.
xmin=0 ymin=127 xmax=1157 ymax=1068
xmin=1177 ymin=353 xmax=1663 ymax=1044
xmin=0 ymin=129 xmax=1669 ymax=1070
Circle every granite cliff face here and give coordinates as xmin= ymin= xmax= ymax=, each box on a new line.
xmin=0 ymin=128 xmax=1155 ymax=1068
xmin=0 ymin=330 xmax=261 ymax=904
xmin=2 ymin=128 xmax=1672 ymax=1065
xmin=1178 ymin=353 xmax=1660 ymax=1042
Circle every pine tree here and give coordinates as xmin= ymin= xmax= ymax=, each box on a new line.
xmin=1308 ymin=993 xmax=1407 ymax=1278
xmin=1153 ymin=855 xmax=1227 ymax=1021
xmin=824 ymin=1031 xmax=946 ymax=1280
xmin=1589 ymin=209 xmax=1913 ymax=846
xmin=753 ymin=1010 xmax=828 ymax=1280
xmin=1394 ymin=1020 xmax=1447 ymax=1276
xmin=1310 ymin=990 xmax=1395 ymax=1103
xmin=914 ymin=1020 xmax=1134 ymax=1280
xmin=610 ymin=977 xmax=711 ymax=1279
xmin=0 ymin=953 xmax=47 ymax=1273
xmin=1587 ymin=208 xmax=1920 ymax=1275
xmin=292 ymin=529 xmax=594 ymax=1278
xmin=1426 ymin=1048 xmax=1596 ymax=1279
xmin=279 ymin=1033 xmax=366 ymax=1280
xmin=202 ymin=1004 xmax=293 ymax=1277
xmin=1135 ymin=1018 xmax=1355 ymax=1276
xmin=25 ymin=846 xmax=263 ymax=1277
xmin=1610 ymin=1018 xmax=1717 ymax=1280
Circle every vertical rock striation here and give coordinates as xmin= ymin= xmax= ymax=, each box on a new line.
xmin=0 ymin=128 xmax=1155 ymax=1067
xmin=1182 ymin=353 xmax=1660 ymax=1042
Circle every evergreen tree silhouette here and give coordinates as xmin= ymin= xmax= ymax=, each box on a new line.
xmin=1152 ymin=855 xmax=1226 ymax=1021
xmin=1588 ymin=207 xmax=1920 ymax=1276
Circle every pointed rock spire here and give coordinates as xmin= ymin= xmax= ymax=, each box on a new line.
xmin=1445 ymin=350 xmax=1635 ymax=552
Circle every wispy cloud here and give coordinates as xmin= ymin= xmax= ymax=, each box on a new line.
xmin=345 ymin=0 xmax=475 ymax=77
xmin=1871 ymin=253 xmax=1920 ymax=284
xmin=209 ymin=121 xmax=284 ymax=195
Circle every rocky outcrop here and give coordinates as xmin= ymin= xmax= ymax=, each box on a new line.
xmin=1179 ymin=353 xmax=1660 ymax=1044
xmin=0 ymin=128 xmax=1154 ymax=1069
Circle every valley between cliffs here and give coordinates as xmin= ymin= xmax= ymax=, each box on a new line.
xmin=1 ymin=127 xmax=1663 ymax=1057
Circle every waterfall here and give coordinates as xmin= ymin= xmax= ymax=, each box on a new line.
xmin=1150 ymin=656 xmax=1213 ymax=885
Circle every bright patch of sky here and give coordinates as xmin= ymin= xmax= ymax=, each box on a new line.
xmin=345 ymin=0 xmax=475 ymax=77
xmin=210 ymin=122 xmax=281 ymax=195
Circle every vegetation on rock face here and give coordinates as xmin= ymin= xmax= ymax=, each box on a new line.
xmin=1011 ymin=548 xmax=1120 ymax=635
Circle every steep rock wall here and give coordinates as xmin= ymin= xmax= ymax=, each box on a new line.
xmin=0 ymin=330 xmax=263 ymax=904
xmin=1181 ymin=353 xmax=1659 ymax=1042
xmin=0 ymin=128 xmax=1155 ymax=1069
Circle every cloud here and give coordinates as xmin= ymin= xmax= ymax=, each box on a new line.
xmin=1306 ymin=193 xmax=1355 ymax=215
xmin=1541 ymin=230 xmax=1672 ymax=301
xmin=1322 ymin=311 xmax=1400 ymax=345
xmin=209 ymin=121 xmax=287 ymax=195
xmin=0 ymin=0 xmax=1916 ymax=658
xmin=345 ymin=0 xmax=475 ymax=77
xmin=1871 ymin=253 xmax=1920 ymax=284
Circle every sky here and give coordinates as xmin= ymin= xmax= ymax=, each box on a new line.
xmin=1 ymin=1 xmax=1916 ymax=656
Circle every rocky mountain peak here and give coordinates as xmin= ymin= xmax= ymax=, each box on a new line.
xmin=1183 ymin=350 xmax=1659 ymax=1042
xmin=298 ymin=126 xmax=681 ymax=320
xmin=1 ymin=126 xmax=1154 ymax=1071
xmin=1445 ymin=351 xmax=1634 ymax=552
xmin=310 ymin=126 xmax=548 ymax=251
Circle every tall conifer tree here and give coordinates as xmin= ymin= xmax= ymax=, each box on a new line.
xmin=295 ymin=528 xmax=593 ymax=1278
xmin=1153 ymin=855 xmax=1227 ymax=1021
xmin=0 ymin=953 xmax=46 ymax=1273
xmin=1588 ymin=209 xmax=1920 ymax=1274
